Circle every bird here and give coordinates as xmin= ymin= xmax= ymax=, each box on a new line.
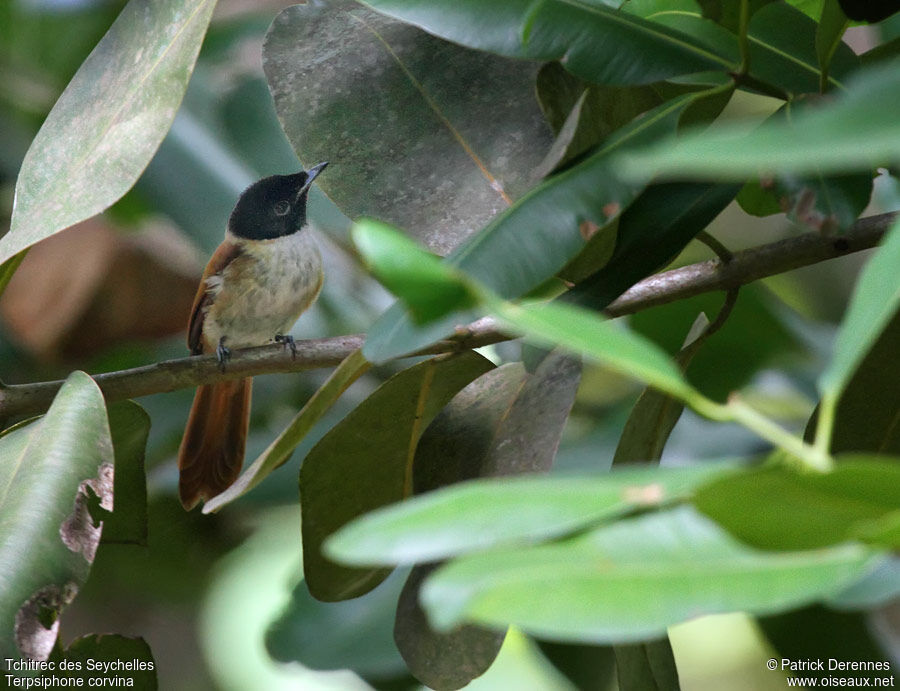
xmin=177 ymin=162 xmax=328 ymax=510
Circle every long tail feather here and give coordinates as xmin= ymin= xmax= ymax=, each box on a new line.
xmin=177 ymin=378 xmax=252 ymax=510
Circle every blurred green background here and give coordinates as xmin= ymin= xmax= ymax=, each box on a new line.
xmin=2 ymin=1 xmax=897 ymax=688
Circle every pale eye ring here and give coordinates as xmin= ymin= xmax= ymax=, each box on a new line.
xmin=274 ymin=200 xmax=291 ymax=216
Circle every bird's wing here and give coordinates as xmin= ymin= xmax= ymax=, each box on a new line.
xmin=187 ymin=240 xmax=243 ymax=355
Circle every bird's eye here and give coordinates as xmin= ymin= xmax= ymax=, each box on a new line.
xmin=274 ymin=200 xmax=291 ymax=216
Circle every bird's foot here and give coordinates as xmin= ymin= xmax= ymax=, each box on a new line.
xmin=216 ymin=337 xmax=231 ymax=372
xmin=275 ymin=333 xmax=297 ymax=359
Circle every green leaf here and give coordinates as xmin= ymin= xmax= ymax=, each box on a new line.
xmin=352 ymin=220 xmax=478 ymax=323
xmin=49 ymin=634 xmax=157 ymax=690
xmin=614 ymin=638 xmax=680 ymax=691
xmin=1 ymin=0 xmax=217 ymax=265
xmin=264 ymin=0 xmax=552 ymax=255
xmin=414 ymin=352 xmax=581 ymax=491
xmin=772 ymin=172 xmax=872 ymax=232
xmin=816 ymin=0 xmax=851 ymax=88
xmin=760 ymin=605 xmax=892 ymax=683
xmin=613 ymin=313 xmax=709 ymax=465
xmin=0 ymin=250 xmax=27 ymax=299
xmin=394 ymin=564 xmax=506 ymax=691
xmin=695 ymin=0 xmax=775 ymax=32
xmin=630 ymin=286 xmax=799 ymax=402
xmin=0 ymin=372 xmax=113 ymax=659
xmin=364 ymin=92 xmax=708 ymax=361
xmin=266 ymin=569 xmax=408 ymax=678
xmin=618 ymin=59 xmax=900 ymax=179
xmin=393 ymin=352 xmax=579 ymax=690
xmin=533 ymin=63 xmax=664 ymax=177
xmin=100 ymin=401 xmax=150 ymax=546
xmin=648 ymin=3 xmax=858 ymax=94
xmin=300 ymin=352 xmax=494 ymax=601
xmin=361 ymin=0 xmax=731 ymax=85
xmin=567 ymin=182 xmax=740 ymax=309
xmin=202 ymin=349 xmax=372 ymax=514
xmin=419 ymin=507 xmax=878 ymax=640
xmin=326 ymin=464 xmax=735 ymax=566
xmin=824 ymin=310 xmax=900 ymax=456
xmin=747 ymin=2 xmax=858 ymax=94
xmin=819 ymin=216 xmax=900 ymax=399
xmin=490 ymin=300 xmax=697 ymax=403
xmin=693 ymin=456 xmax=900 ymax=550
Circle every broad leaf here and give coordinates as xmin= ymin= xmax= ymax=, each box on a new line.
xmin=361 ymin=0 xmax=731 ymax=85
xmin=266 ymin=569 xmax=408 ymax=678
xmin=0 ymin=372 xmax=113 ymax=660
xmin=613 ymin=313 xmax=709 ymax=465
xmin=202 ymin=349 xmax=371 ymax=514
xmin=326 ymin=464 xmax=735 ymax=565
xmin=364 ymin=93 xmax=715 ymax=362
xmin=419 ymin=507 xmax=878 ymax=641
xmin=1 ymin=0 xmax=217 ymax=265
xmin=824 ymin=310 xmax=900 ymax=456
xmin=300 ymin=352 xmax=494 ymax=601
xmin=394 ymin=565 xmax=506 ymax=691
xmin=567 ymin=182 xmax=740 ymax=308
xmin=618 ymin=59 xmax=900 ymax=179
xmin=819 ymin=216 xmax=900 ymax=401
xmin=264 ymin=0 xmax=552 ymax=254
xmin=614 ymin=639 xmax=680 ymax=691
xmin=100 ymin=401 xmax=150 ymax=545
xmin=393 ymin=352 xmax=580 ymax=690
xmin=693 ymin=457 xmax=900 ymax=550
xmin=816 ymin=0 xmax=851 ymax=88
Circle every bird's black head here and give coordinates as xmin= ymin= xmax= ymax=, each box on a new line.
xmin=228 ymin=162 xmax=328 ymax=240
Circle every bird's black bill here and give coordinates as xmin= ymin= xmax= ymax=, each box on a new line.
xmin=296 ymin=161 xmax=329 ymax=199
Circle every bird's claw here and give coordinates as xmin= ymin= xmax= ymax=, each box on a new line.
xmin=216 ymin=338 xmax=231 ymax=372
xmin=275 ymin=333 xmax=297 ymax=359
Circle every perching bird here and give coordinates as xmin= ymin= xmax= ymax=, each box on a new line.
xmin=177 ymin=163 xmax=328 ymax=510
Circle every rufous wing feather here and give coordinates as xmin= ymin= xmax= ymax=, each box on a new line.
xmin=177 ymin=377 xmax=252 ymax=510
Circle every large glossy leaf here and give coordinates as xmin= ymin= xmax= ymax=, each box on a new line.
xmin=326 ymin=464 xmax=735 ymax=566
xmin=816 ymin=0 xmax=851 ymax=88
xmin=747 ymin=2 xmax=858 ymax=94
xmin=614 ymin=639 xmax=680 ymax=691
xmin=414 ymin=351 xmax=581 ymax=490
xmin=825 ymin=310 xmax=900 ymax=456
xmin=300 ymin=352 xmax=494 ymax=601
xmin=0 ymin=372 xmax=113 ymax=660
xmin=391 ymin=352 xmax=579 ymax=690
xmin=618 ymin=59 xmax=900 ymax=179
xmin=394 ymin=564 xmax=506 ymax=691
xmin=419 ymin=507 xmax=879 ymax=641
xmin=203 ymin=349 xmax=372 ymax=514
xmin=567 ymin=182 xmax=740 ymax=309
xmin=613 ymin=314 xmax=709 ymax=465
xmin=264 ymin=0 xmax=551 ymax=255
xmin=100 ymin=401 xmax=150 ymax=545
xmin=818 ymin=217 xmax=900 ymax=401
xmin=266 ymin=569 xmax=408 ymax=678
xmin=630 ymin=286 xmax=800 ymax=402
xmin=352 ymin=218 xmax=700 ymax=405
xmin=364 ymin=93 xmax=710 ymax=361
xmin=693 ymin=457 xmax=900 ymax=550
xmin=362 ymin=0 xmax=731 ymax=85
xmin=1 ymin=0 xmax=217 ymax=265
xmin=650 ymin=3 xmax=858 ymax=94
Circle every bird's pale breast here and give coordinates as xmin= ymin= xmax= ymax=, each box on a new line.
xmin=202 ymin=230 xmax=322 ymax=349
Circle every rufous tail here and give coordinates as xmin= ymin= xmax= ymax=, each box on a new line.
xmin=177 ymin=378 xmax=252 ymax=510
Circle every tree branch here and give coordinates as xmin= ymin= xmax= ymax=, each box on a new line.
xmin=0 ymin=213 xmax=893 ymax=419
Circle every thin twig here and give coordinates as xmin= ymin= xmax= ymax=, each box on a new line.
xmin=0 ymin=213 xmax=893 ymax=419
